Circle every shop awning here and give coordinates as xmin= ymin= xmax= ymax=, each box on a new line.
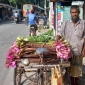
xmin=49 ymin=0 xmax=84 ymax=36
xmin=50 ymin=0 xmax=84 ymax=2
xmin=0 ymin=3 xmax=14 ymax=8
xmin=64 ymin=0 xmax=84 ymax=1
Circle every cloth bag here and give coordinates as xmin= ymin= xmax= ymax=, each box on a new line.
xmin=51 ymin=65 xmax=63 ymax=85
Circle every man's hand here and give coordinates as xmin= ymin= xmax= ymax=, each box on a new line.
xmin=56 ymin=35 xmax=61 ymax=41
xmin=82 ymin=38 xmax=85 ymax=57
xmin=81 ymin=48 xmax=85 ymax=57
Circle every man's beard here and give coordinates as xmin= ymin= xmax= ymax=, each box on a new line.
xmin=71 ymin=17 xmax=79 ymax=23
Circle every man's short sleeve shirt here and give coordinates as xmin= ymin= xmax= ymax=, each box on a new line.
xmin=57 ymin=19 xmax=85 ymax=55
xmin=28 ymin=13 xmax=36 ymax=25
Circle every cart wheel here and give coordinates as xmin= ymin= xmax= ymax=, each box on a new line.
xmin=14 ymin=67 xmax=21 ymax=85
xmin=37 ymin=68 xmax=51 ymax=85
xmin=25 ymin=18 xmax=28 ymax=25
xmin=37 ymin=68 xmax=44 ymax=85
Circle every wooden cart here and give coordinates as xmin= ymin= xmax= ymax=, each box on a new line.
xmin=14 ymin=43 xmax=70 ymax=85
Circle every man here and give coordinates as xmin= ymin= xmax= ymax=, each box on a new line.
xmin=25 ymin=9 xmax=29 ymax=25
xmin=14 ymin=11 xmax=19 ymax=22
xmin=56 ymin=5 xmax=85 ymax=85
xmin=27 ymin=10 xmax=38 ymax=36
xmin=14 ymin=11 xmax=19 ymax=18
xmin=43 ymin=14 xmax=48 ymax=29
xmin=26 ymin=9 xmax=29 ymax=16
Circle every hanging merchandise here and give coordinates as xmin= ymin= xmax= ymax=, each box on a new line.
xmin=51 ymin=8 xmax=54 ymax=29
xmin=51 ymin=65 xmax=63 ymax=85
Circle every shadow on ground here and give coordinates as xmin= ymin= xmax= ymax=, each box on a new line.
xmin=79 ymin=65 xmax=85 ymax=85
xmin=0 ymin=19 xmax=25 ymax=25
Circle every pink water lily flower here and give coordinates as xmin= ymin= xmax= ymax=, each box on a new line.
xmin=55 ymin=41 xmax=71 ymax=60
xmin=5 ymin=41 xmax=20 ymax=68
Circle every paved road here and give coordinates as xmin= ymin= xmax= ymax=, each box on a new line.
xmin=0 ymin=20 xmax=29 ymax=85
xmin=0 ymin=20 xmax=85 ymax=85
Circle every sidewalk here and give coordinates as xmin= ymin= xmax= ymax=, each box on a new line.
xmin=0 ymin=17 xmax=13 ymax=24
xmin=37 ymin=28 xmax=50 ymax=35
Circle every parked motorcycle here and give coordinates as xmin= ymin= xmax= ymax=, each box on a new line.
xmin=13 ymin=9 xmax=23 ymax=24
xmin=14 ymin=17 xmax=19 ymax=24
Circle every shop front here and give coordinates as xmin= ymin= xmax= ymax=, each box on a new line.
xmin=0 ymin=3 xmax=14 ymax=20
xmin=49 ymin=0 xmax=84 ymax=36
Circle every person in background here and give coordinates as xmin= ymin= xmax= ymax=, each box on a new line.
xmin=27 ymin=10 xmax=38 ymax=36
xmin=25 ymin=9 xmax=29 ymax=25
xmin=26 ymin=9 xmax=29 ymax=16
xmin=35 ymin=13 xmax=39 ymax=28
xmin=43 ymin=14 xmax=48 ymax=29
xmin=14 ymin=11 xmax=19 ymax=22
xmin=4 ymin=13 xmax=9 ymax=20
xmin=14 ymin=11 xmax=19 ymax=18
xmin=56 ymin=5 xmax=85 ymax=85
xmin=20 ymin=11 xmax=23 ymax=20
xmin=2 ymin=10 xmax=5 ymax=20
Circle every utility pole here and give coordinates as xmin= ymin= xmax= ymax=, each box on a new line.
xmin=35 ymin=0 xmax=36 ymax=5
xmin=44 ymin=0 xmax=47 ymax=14
xmin=38 ymin=0 xmax=40 ymax=6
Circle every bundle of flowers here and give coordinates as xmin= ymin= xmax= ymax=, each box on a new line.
xmin=5 ymin=42 xmax=20 ymax=68
xmin=55 ymin=38 xmax=72 ymax=60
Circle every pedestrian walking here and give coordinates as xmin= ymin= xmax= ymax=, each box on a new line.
xmin=26 ymin=9 xmax=29 ymax=16
xmin=56 ymin=5 xmax=85 ymax=85
xmin=35 ymin=13 xmax=39 ymax=26
xmin=43 ymin=14 xmax=48 ymax=29
xmin=25 ymin=9 xmax=29 ymax=25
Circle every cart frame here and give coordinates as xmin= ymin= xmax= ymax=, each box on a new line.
xmin=14 ymin=47 xmax=70 ymax=85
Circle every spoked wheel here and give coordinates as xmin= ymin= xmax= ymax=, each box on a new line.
xmin=25 ymin=18 xmax=28 ymax=25
xmin=37 ymin=68 xmax=44 ymax=85
xmin=14 ymin=67 xmax=22 ymax=85
xmin=37 ymin=67 xmax=51 ymax=85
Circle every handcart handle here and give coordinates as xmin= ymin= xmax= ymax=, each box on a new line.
xmin=29 ymin=62 xmax=70 ymax=68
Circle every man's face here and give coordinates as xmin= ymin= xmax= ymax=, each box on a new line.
xmin=70 ymin=8 xmax=80 ymax=23
xmin=70 ymin=8 xmax=79 ymax=18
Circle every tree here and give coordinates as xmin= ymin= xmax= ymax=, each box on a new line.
xmin=0 ymin=0 xmax=47 ymax=9
xmin=0 ymin=0 xmax=9 ymax=4
xmin=8 ymin=0 xmax=18 ymax=7
xmin=8 ymin=0 xmax=31 ymax=8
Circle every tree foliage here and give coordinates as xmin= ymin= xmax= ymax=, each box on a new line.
xmin=0 ymin=0 xmax=48 ymax=9
xmin=9 ymin=0 xmax=17 ymax=4
xmin=0 ymin=0 xmax=9 ymax=4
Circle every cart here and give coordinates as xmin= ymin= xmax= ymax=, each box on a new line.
xmin=13 ymin=43 xmax=70 ymax=85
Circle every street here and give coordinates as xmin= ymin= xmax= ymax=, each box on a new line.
xmin=0 ymin=20 xmax=85 ymax=85
xmin=0 ymin=20 xmax=29 ymax=85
